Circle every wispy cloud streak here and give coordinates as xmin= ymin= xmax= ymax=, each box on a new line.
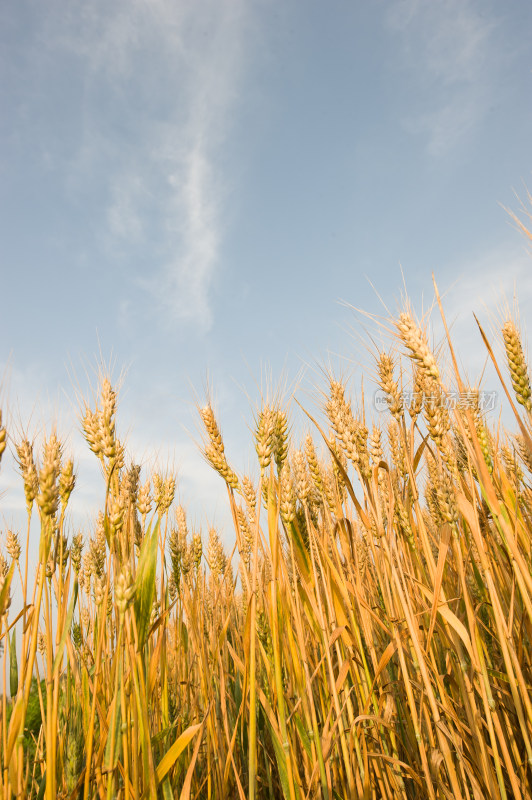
xmin=386 ymin=0 xmax=497 ymax=156
xmin=43 ymin=0 xmax=251 ymax=329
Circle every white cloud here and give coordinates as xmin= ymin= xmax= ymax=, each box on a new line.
xmin=428 ymin=244 xmax=532 ymax=398
xmin=386 ymin=0 xmax=497 ymax=156
xmin=408 ymin=94 xmax=485 ymax=158
xmin=439 ymin=246 xmax=532 ymax=322
xmin=42 ymin=0 xmax=251 ymax=329
xmin=158 ymin=143 xmax=221 ymax=328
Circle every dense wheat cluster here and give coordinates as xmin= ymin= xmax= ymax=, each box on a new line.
xmin=1 ymin=292 xmax=532 ymax=800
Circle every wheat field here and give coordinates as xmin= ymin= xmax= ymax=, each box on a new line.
xmin=0 ymin=285 xmax=531 ymax=800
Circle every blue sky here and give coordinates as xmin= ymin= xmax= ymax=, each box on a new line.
xmin=1 ymin=0 xmax=532 ymax=540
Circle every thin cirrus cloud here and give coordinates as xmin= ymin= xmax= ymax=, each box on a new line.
xmin=386 ymin=0 xmax=497 ymax=156
xmin=44 ymin=0 xmax=251 ymax=330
